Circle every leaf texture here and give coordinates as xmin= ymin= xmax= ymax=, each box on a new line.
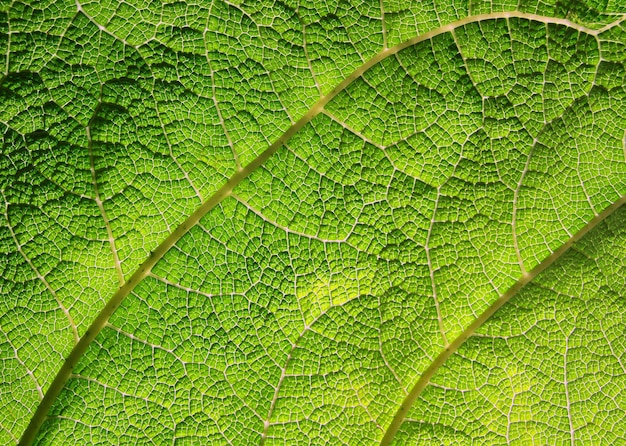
xmin=1 ymin=0 xmax=625 ymax=444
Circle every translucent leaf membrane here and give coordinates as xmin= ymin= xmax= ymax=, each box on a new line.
xmin=396 ymin=205 xmax=626 ymax=445
xmin=22 ymin=13 xmax=626 ymax=445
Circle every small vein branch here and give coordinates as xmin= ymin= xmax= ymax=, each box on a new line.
xmin=2 ymin=328 xmax=45 ymax=400
xmin=86 ymin=123 xmax=124 ymax=286
xmin=1 ymin=193 xmax=80 ymax=345
xmin=425 ymin=187 xmax=448 ymax=347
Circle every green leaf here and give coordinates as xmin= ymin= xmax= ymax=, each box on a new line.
xmin=1 ymin=1 xmax=625 ymax=444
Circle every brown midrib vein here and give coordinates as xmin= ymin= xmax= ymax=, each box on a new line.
xmin=379 ymin=195 xmax=626 ymax=445
xmin=18 ymin=11 xmax=623 ymax=445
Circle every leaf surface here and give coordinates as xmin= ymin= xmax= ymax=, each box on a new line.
xmin=1 ymin=1 xmax=625 ymax=444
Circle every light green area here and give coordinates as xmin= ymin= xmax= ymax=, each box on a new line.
xmin=1 ymin=1 xmax=625 ymax=445
xmin=397 ymin=205 xmax=626 ymax=445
